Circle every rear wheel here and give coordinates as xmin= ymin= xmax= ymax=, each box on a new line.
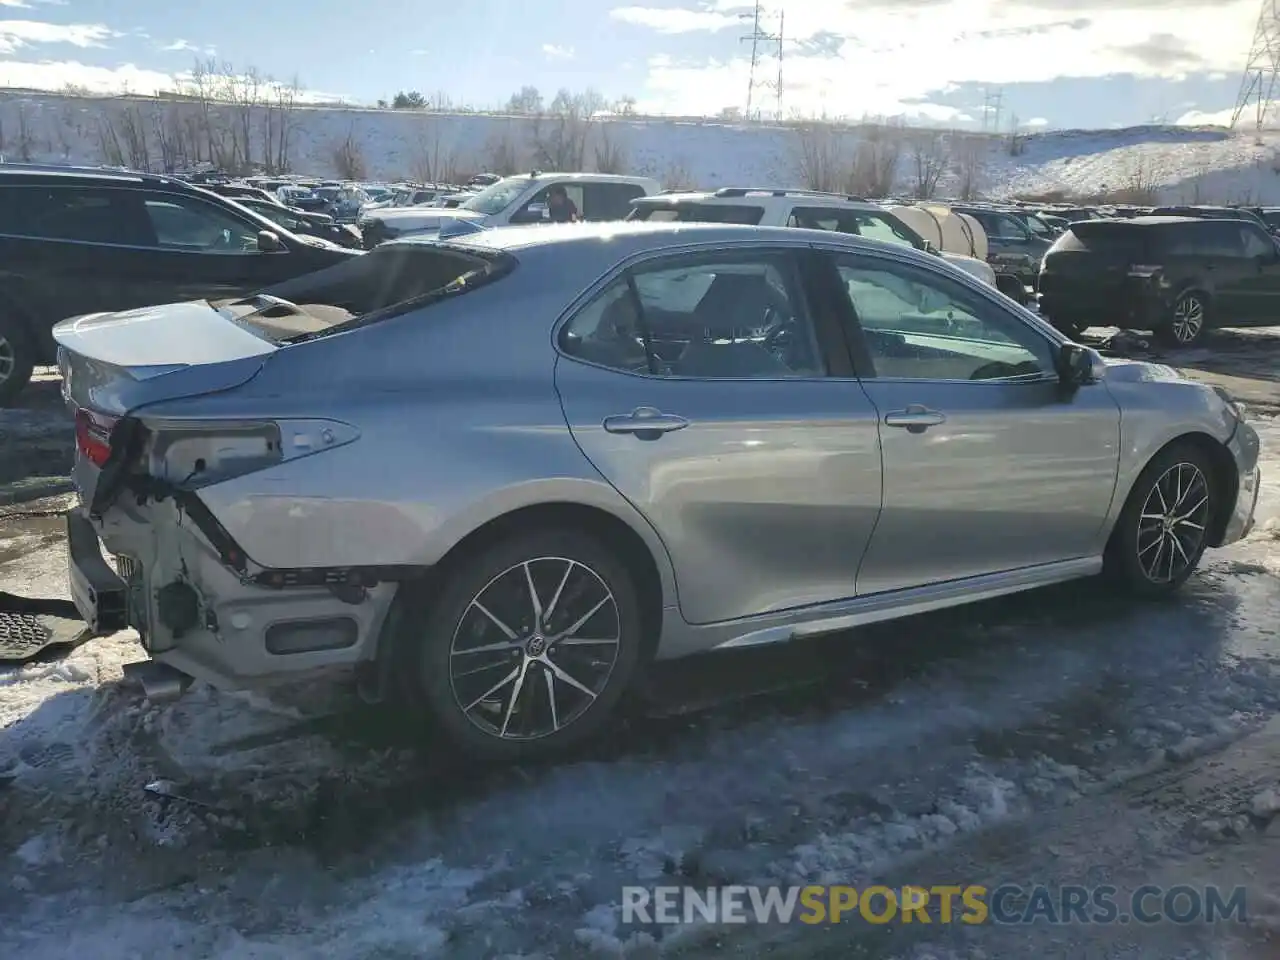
xmin=1104 ymin=442 xmax=1217 ymax=597
xmin=0 ymin=314 xmax=35 ymax=407
xmin=405 ymin=527 xmax=644 ymax=760
xmin=1154 ymin=291 xmax=1208 ymax=347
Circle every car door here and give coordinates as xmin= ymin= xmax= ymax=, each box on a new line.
xmin=555 ymin=246 xmax=884 ymax=626
xmin=1193 ymin=221 xmax=1255 ymax=324
xmin=1226 ymin=222 xmax=1280 ymax=322
xmin=817 ymin=246 xmax=1122 ymax=595
xmin=0 ymin=183 xmax=161 ymax=358
xmin=134 ymin=189 xmax=300 ymax=302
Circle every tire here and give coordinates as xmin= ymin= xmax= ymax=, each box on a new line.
xmin=1154 ymin=291 xmax=1208 ymax=348
xmin=403 ymin=527 xmax=644 ymax=761
xmin=1103 ymin=441 xmax=1217 ymax=598
xmin=0 ymin=313 xmax=35 ymax=408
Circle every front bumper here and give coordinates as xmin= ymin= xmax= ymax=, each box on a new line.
xmin=1220 ymin=420 xmax=1262 ymax=546
xmin=66 ymin=501 xmax=397 ymax=689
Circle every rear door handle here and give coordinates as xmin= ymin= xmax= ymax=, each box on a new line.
xmin=602 ymin=407 xmax=690 ymax=439
xmin=883 ymin=406 xmax=947 ymax=433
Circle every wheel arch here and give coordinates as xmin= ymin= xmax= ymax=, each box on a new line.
xmin=1109 ymin=430 xmax=1239 ymax=549
xmin=384 ymin=500 xmax=669 ymax=669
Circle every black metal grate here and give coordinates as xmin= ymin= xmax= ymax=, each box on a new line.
xmin=0 ymin=611 xmax=52 ymax=660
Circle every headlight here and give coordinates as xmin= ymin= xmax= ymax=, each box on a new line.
xmin=1212 ymin=384 xmax=1247 ymax=421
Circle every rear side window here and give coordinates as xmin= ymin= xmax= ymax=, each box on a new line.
xmin=628 ymin=202 xmax=764 ymax=225
xmin=584 ymin=183 xmax=647 ymax=220
xmin=0 ymin=184 xmax=152 ymax=245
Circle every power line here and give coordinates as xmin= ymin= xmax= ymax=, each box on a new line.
xmin=981 ymin=87 xmax=1004 ymax=133
xmin=1230 ymin=0 xmax=1280 ymax=133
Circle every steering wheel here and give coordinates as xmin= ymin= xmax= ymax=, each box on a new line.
xmin=969 ymin=359 xmax=1041 ymax=381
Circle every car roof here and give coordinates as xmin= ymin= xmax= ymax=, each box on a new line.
xmin=635 ymin=189 xmax=879 ymax=209
xmin=0 ymin=164 xmax=195 ymax=190
xmin=398 ymin=221 xmax=940 ymax=274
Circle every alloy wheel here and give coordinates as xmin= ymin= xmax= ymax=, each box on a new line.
xmin=1171 ymin=295 xmax=1205 ymax=345
xmin=1136 ymin=461 xmax=1210 ymax=584
xmin=448 ymin=556 xmax=622 ymax=741
xmin=0 ymin=333 xmax=14 ymax=386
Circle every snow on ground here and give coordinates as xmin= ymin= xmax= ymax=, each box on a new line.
xmin=1 ymin=413 xmax=1279 ymax=957
xmin=5 ymin=91 xmax=1280 ymax=203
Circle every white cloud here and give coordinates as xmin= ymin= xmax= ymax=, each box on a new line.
xmin=158 ymin=38 xmax=216 ymax=56
xmin=610 ymin=5 xmax=740 ymax=33
xmin=1175 ymin=106 xmax=1238 ymax=126
xmin=541 ymin=43 xmax=575 ymax=61
xmin=619 ymin=0 xmax=1259 ymax=120
xmin=0 ymin=20 xmax=118 ymax=55
xmin=0 ymin=58 xmax=344 ymax=103
xmin=1026 ymin=117 xmax=1049 ymax=127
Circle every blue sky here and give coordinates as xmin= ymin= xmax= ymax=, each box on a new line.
xmin=0 ymin=0 xmax=1264 ymax=129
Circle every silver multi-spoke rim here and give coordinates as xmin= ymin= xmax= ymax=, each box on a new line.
xmin=0 ymin=333 xmax=14 ymax=384
xmin=1171 ymin=296 xmax=1204 ymax=344
xmin=1137 ymin=462 xmax=1210 ymax=584
xmin=448 ymin=556 xmax=622 ymax=741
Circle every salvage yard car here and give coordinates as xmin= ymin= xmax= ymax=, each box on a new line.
xmin=60 ymin=221 xmax=1261 ymax=761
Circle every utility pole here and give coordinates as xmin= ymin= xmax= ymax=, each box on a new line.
xmin=1230 ymin=0 xmax=1280 ymax=133
xmin=776 ymin=10 xmax=785 ymax=120
xmin=740 ymin=2 xmax=784 ymax=120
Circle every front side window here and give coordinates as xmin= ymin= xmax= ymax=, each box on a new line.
xmin=584 ymin=183 xmax=646 ymax=220
xmin=144 ymin=195 xmax=261 ymax=252
xmin=833 ymin=254 xmax=1054 ymax=381
xmin=788 ymin=208 xmax=924 ymax=250
xmin=984 ymin=214 xmax=1029 ymax=241
xmin=1239 ymin=224 xmax=1273 ymax=258
xmin=560 ymin=252 xmax=825 ymax=379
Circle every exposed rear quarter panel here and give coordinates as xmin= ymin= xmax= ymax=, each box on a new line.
xmin=151 ymin=273 xmax=676 ymax=595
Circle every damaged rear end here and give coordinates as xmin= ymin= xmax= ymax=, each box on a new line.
xmin=56 ymin=241 xmax=513 ymax=695
xmin=58 ymin=303 xmax=397 ymax=693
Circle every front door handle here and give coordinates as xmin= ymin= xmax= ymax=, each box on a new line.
xmin=883 ymin=405 xmax=947 ymax=433
xmin=602 ymin=407 xmax=690 ymax=440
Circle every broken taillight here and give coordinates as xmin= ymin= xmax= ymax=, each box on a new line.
xmin=74 ymin=408 xmax=119 ymax=467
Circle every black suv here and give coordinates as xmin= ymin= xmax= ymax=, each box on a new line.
xmin=0 ymin=166 xmax=360 ymax=404
xmin=951 ymin=204 xmax=1055 ymax=297
xmin=1037 ymin=215 xmax=1280 ymax=347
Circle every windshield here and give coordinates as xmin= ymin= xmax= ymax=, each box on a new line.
xmin=854 ymin=212 xmax=926 ymax=249
xmin=461 ymin=177 xmax=533 ymax=215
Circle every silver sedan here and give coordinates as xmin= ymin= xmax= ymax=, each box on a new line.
xmin=57 ymin=221 xmax=1261 ymax=760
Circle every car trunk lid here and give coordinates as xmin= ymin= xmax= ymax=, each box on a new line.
xmin=54 ymin=300 xmax=278 ymax=512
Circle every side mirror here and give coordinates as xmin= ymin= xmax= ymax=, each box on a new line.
xmin=1055 ymin=342 xmax=1100 ymax=388
xmin=257 ymin=230 xmax=282 ymax=252
xmin=923 ymin=240 xmax=939 ymax=255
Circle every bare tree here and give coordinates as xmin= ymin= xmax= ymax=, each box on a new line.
xmin=331 ymin=126 xmax=367 ymax=179
xmin=483 ymin=127 xmax=523 ymax=175
xmin=116 ymin=104 xmax=151 ymax=169
xmin=661 ymin=156 xmax=696 ymax=190
xmin=592 ymin=122 xmax=627 ymax=174
xmin=409 ymin=119 xmax=460 ymax=184
xmin=952 ymin=135 xmax=987 ymax=200
xmin=505 ymin=85 xmax=543 ymax=115
xmin=794 ymin=123 xmax=846 ymax=193
xmin=95 ymin=116 xmax=125 ymax=166
xmin=530 ymin=88 xmax=605 ymax=170
xmin=846 ymin=123 xmax=902 ymax=197
xmin=909 ymin=129 xmax=950 ymax=199
xmin=14 ymin=104 xmax=34 ymax=162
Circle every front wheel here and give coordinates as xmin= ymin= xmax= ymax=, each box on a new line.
xmin=404 ymin=527 xmax=644 ymax=760
xmin=1104 ymin=442 xmax=1217 ymax=597
xmin=1154 ymin=291 xmax=1208 ymax=348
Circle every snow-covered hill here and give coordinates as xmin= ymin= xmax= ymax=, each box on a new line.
xmin=3 ymin=90 xmax=1280 ymax=204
